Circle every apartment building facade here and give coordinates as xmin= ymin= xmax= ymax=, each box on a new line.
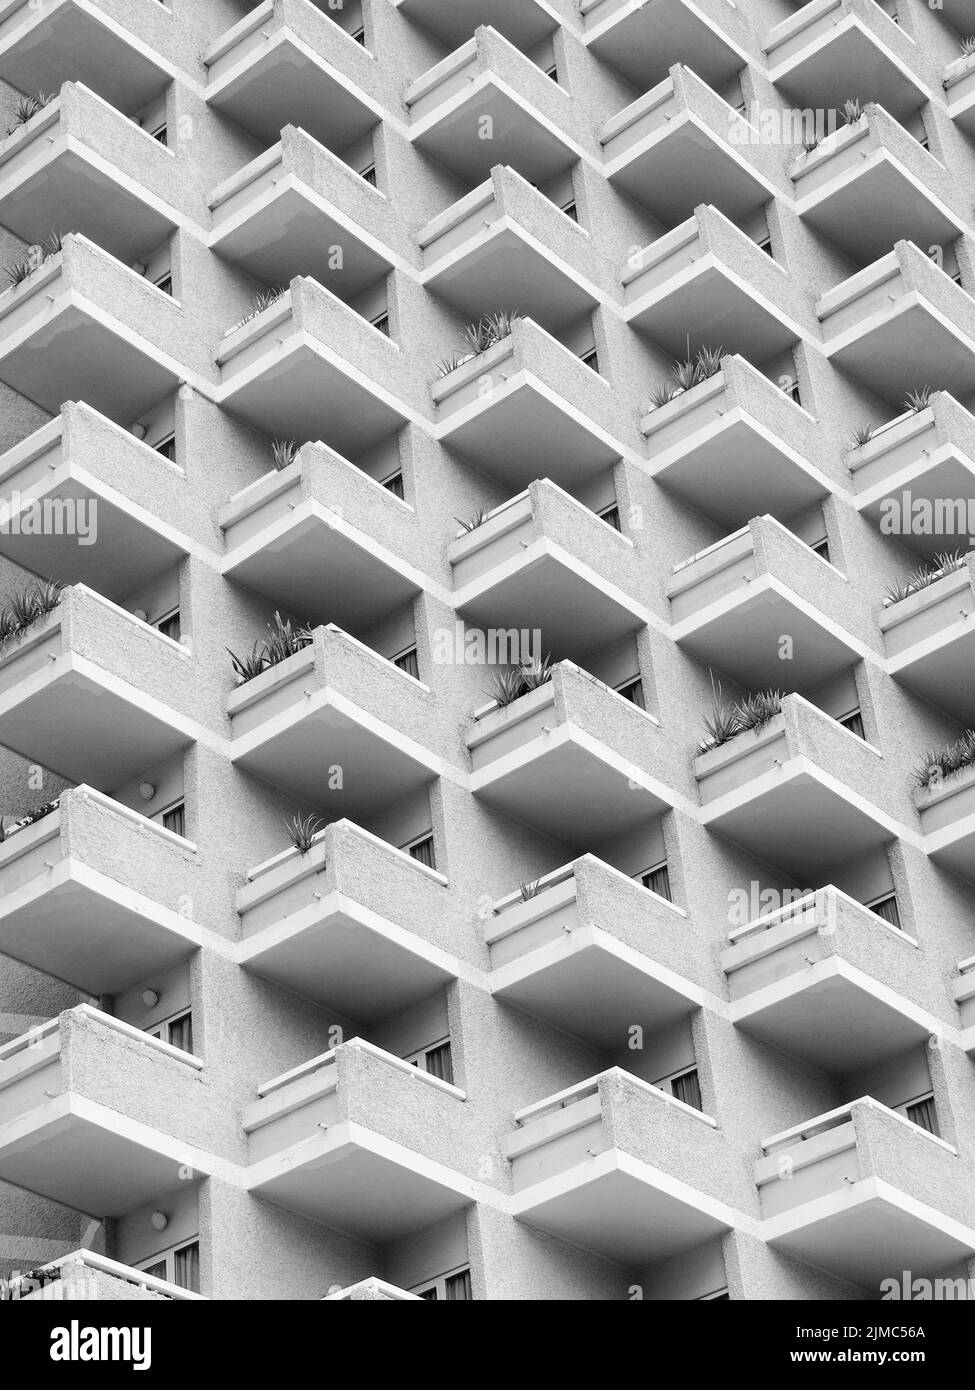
xmin=0 ymin=0 xmax=975 ymax=1302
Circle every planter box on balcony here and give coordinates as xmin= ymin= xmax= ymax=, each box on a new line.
xmin=220 ymin=442 xmax=425 ymax=632
xmin=236 ymin=818 xmax=455 ymax=1017
xmin=244 ymin=1038 xmax=475 ymax=1242
xmin=0 ymin=785 xmax=202 ymax=995
xmin=486 ymin=855 xmax=702 ymax=1049
xmin=915 ymin=761 xmax=975 ymax=885
xmin=227 ymin=624 xmax=439 ymax=816
xmin=418 ymin=165 xmax=602 ymax=333
xmin=507 ymin=1068 xmax=742 ymax=1266
xmin=467 ymin=662 xmax=673 ymax=848
xmin=945 ymin=52 xmax=975 ymax=137
xmin=322 ymin=1276 xmax=421 ymax=1301
xmin=722 ymin=886 xmax=934 ymax=1072
xmin=880 ymin=557 xmax=975 ymax=724
xmin=758 ymin=1098 xmax=975 ymax=1289
xmin=580 ymin=0 xmax=749 ymax=90
xmin=0 ymin=585 xmax=194 ymax=789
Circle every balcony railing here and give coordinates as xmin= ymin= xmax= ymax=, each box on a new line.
xmin=0 ymin=784 xmax=202 ymax=995
xmin=14 ymin=1250 xmax=206 ymax=1302
xmin=322 ymin=1276 xmax=421 ymax=1301
xmin=757 ymin=1097 xmax=975 ymax=1289
xmin=880 ymin=554 xmax=975 ymax=725
xmin=236 ymin=818 xmax=455 ymax=1017
xmin=467 ymin=661 xmax=673 ymax=849
xmin=507 ymin=1068 xmax=742 ymax=1266
xmin=244 ymin=1038 xmax=475 ymax=1242
xmin=722 ymin=886 xmax=938 ymax=1072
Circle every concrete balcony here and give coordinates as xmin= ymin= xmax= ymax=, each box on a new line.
xmin=219 ymin=442 xmax=425 ymax=631
xmin=244 ymin=1038 xmax=476 ymax=1243
xmin=944 ymin=53 xmax=975 ymax=139
xmin=466 ymin=661 xmax=674 ymax=849
xmin=601 ymin=66 xmax=779 ymax=228
xmin=722 ymin=887 xmax=935 ymax=1073
xmin=915 ymin=763 xmax=975 ymax=885
xmin=507 ymin=1069 xmax=737 ymax=1267
xmin=0 ymin=83 xmax=180 ymax=264
xmin=323 ymin=1277 xmax=421 ymax=1301
xmin=0 ymin=1005 xmax=207 ymax=1219
xmin=432 ymin=318 xmax=630 ymax=493
xmin=448 ymin=480 xmax=644 ymax=665
xmin=880 ymin=555 xmax=975 ymax=725
xmin=227 ymin=624 xmax=440 ymax=815
xmin=204 ymin=0 xmax=381 ymax=151
xmin=216 ymin=277 xmax=414 ymax=455
xmin=405 ymin=27 xmax=581 ymax=186
xmin=667 ymin=516 xmax=862 ymax=693
xmin=580 ymin=0 xmax=750 ymax=90
xmin=16 ymin=1249 xmax=205 ymax=1302
xmin=764 ymin=0 xmax=929 ymax=126
xmin=642 ymin=354 xmax=828 ymax=529
xmin=0 ymin=403 xmax=190 ymax=602
xmin=418 ymin=166 xmax=601 ymax=335
xmin=0 ymin=784 xmax=201 ymax=996
xmin=0 ymin=234 xmax=189 ymax=423
xmin=758 ymin=1099 xmax=975 ymax=1290
xmin=0 ymin=585 xmax=194 ymax=790
xmin=623 ymin=205 xmax=803 ymax=364
xmin=236 ymin=818 xmax=456 ymax=1018
xmin=818 ymin=242 xmax=975 ymax=407
xmin=847 ymin=392 xmax=975 ymax=560
xmin=487 ymin=856 xmax=703 ymax=1051
xmin=791 ymin=105 xmax=961 ymax=267
xmin=953 ymin=957 xmax=975 ymax=1053
xmin=390 ymin=0 xmax=557 ymax=52
xmin=0 ymin=0 xmax=171 ymax=119
xmin=208 ymin=126 xmax=403 ymax=300
xmin=694 ymin=695 xmax=898 ymax=879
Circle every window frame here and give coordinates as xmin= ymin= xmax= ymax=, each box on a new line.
xmin=410 ymin=1263 xmax=471 ymax=1300
xmin=135 ymin=1237 xmax=200 ymax=1293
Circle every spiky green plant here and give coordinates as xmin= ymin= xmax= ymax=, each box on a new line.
xmin=801 ymin=135 xmax=820 ymax=155
xmin=699 ymin=680 xmax=783 ymax=753
xmin=463 ymin=310 xmax=520 ymax=356
xmin=914 ymin=730 xmax=975 ymax=790
xmin=646 ymin=382 xmax=676 ymax=411
xmin=850 ymin=422 xmax=875 ymax=448
xmin=226 ymin=641 xmax=268 ymax=684
xmin=842 ymin=97 xmax=864 ymax=124
xmin=519 ymin=879 xmax=542 ymax=901
xmin=9 ymin=92 xmax=53 ymax=132
xmin=271 ymin=439 xmax=298 ymax=471
xmin=435 ymin=352 xmax=466 ymax=378
xmin=262 ymin=611 xmax=313 ymax=668
xmin=230 ymin=286 xmax=286 ymax=332
xmin=0 ymin=578 xmax=62 ymax=645
xmin=1 ymin=256 xmax=34 ymax=289
xmin=962 ymin=34 xmax=975 ymax=56
xmin=284 ymin=811 xmax=325 ymax=854
xmin=519 ymin=654 xmax=554 ymax=693
xmin=488 ymin=667 xmax=528 ymax=708
xmin=695 ymin=344 xmax=724 ymax=379
xmin=883 ymin=550 xmax=967 ymax=606
xmin=455 ymin=506 xmax=489 ymax=533
xmin=904 ymin=386 xmax=933 ymax=413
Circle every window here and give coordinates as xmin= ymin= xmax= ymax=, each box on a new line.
xmin=662 ymin=1065 xmax=702 ymax=1112
xmin=137 ymin=1239 xmax=200 ymax=1294
xmin=559 ymin=199 xmax=578 ymax=223
xmin=699 ymin=1289 xmax=730 ymax=1301
xmin=810 ymin=537 xmax=830 ymax=563
xmin=544 ymin=64 xmax=559 ymax=83
xmin=838 ymin=708 xmax=864 ymax=739
xmin=579 ymin=346 xmax=599 ymax=372
xmin=153 ymin=433 xmax=177 ymax=462
xmin=756 ymin=233 xmax=773 ymax=257
xmin=393 ymin=645 xmax=420 ymax=680
xmin=406 ymin=1038 xmax=453 ymax=1085
xmin=351 ymin=25 xmax=366 ymax=44
xmin=153 ymin=272 xmax=173 ymax=296
xmin=641 ymin=860 xmax=672 ymax=902
xmin=370 ymin=310 xmax=390 ymax=337
xmin=903 ymin=1093 xmax=940 ymax=1137
xmin=149 ymin=124 xmax=168 ymax=147
xmin=156 ymin=608 xmax=181 ymax=642
xmin=783 ymin=376 xmax=802 ymax=406
xmin=598 ymin=503 xmax=621 ymax=532
xmin=404 ymin=833 xmax=435 ymax=870
xmin=412 ymin=1265 xmax=471 ymax=1300
xmin=867 ymin=893 xmax=901 ymax=931
xmin=148 ymin=1009 xmax=193 ymax=1055
xmin=161 ymin=801 xmax=186 ymax=838
xmin=382 ymin=471 xmax=405 ymax=500
xmin=359 ymin=163 xmax=377 ymax=187
xmin=615 ymin=676 xmax=645 ymax=710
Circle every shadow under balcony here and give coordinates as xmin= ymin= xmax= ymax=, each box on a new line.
xmin=208 ymin=126 xmax=400 ymax=299
xmin=0 ymin=1005 xmax=208 ymax=1219
xmin=0 ymin=585 xmax=194 ymax=790
xmin=763 ymin=0 xmax=929 ymax=126
xmin=0 ymin=82 xmax=180 ymax=265
xmin=667 ymin=516 xmax=861 ymax=693
xmin=580 ymin=0 xmax=749 ymax=91
xmin=216 ymin=278 xmax=413 ymax=455
xmin=0 ymin=0 xmax=170 ymax=118
xmin=204 ymin=0 xmax=380 ymax=151
xmin=244 ymin=1039 xmax=476 ymax=1243
xmin=880 ymin=555 xmax=975 ymax=725
xmin=642 ymin=354 xmax=828 ymax=529
xmin=390 ymin=0 xmax=557 ymax=52
xmin=623 ymin=206 xmax=802 ymax=364
xmin=432 ymin=318 xmax=629 ymax=492
xmin=467 ymin=661 xmax=673 ymax=849
xmin=507 ymin=1069 xmax=737 ymax=1267
xmin=236 ymin=818 xmax=456 ymax=1019
xmin=419 ymin=166 xmax=600 ymax=335
xmin=487 ymin=856 xmax=703 ymax=1051
xmin=695 ymin=696 xmax=898 ymax=879
xmin=227 ymin=624 xmax=439 ymax=815
xmin=448 ymin=480 xmax=644 ymax=666
xmin=723 ymin=887 xmax=934 ymax=1073
xmin=758 ymin=1099 xmax=975 ymax=1290
xmin=0 ymin=403 xmax=188 ymax=602
xmin=818 ymin=241 xmax=975 ymax=407
xmin=220 ymin=442 xmax=424 ymax=631
xmin=0 ymin=785 xmax=202 ymax=996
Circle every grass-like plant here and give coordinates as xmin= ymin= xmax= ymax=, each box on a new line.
xmin=463 ymin=310 xmax=520 ymax=356
xmin=227 ymin=611 xmax=314 ymax=685
xmin=519 ymin=654 xmax=554 ymax=693
xmin=271 ymin=439 xmax=298 ymax=471
xmin=455 ymin=506 xmax=489 ymax=533
xmin=914 ymin=730 xmax=975 ymax=790
xmin=882 ymin=550 xmax=966 ymax=606
xmin=0 ymin=578 xmax=62 ymax=649
xmin=284 ymin=810 xmax=325 ymax=854
xmin=487 ymin=654 xmax=554 ymax=709
xmin=230 ymin=287 xmax=286 ymax=332
xmin=699 ymin=680 xmax=783 ymax=753
xmin=519 ymin=879 xmax=542 ymax=901
xmin=646 ymin=381 xmax=677 ymax=410
xmin=842 ymin=97 xmax=864 ymax=125
xmin=962 ymin=34 xmax=975 ymax=56
xmin=850 ymin=422 xmax=875 ymax=448
xmin=435 ymin=352 xmax=467 ymax=378
xmin=1 ymin=255 xmax=35 ymax=289
xmin=7 ymin=92 xmax=53 ymax=135
xmin=801 ymin=135 xmax=820 ymax=155
xmin=904 ymin=385 xmax=933 ymax=413
xmin=646 ymin=344 xmax=724 ymax=411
